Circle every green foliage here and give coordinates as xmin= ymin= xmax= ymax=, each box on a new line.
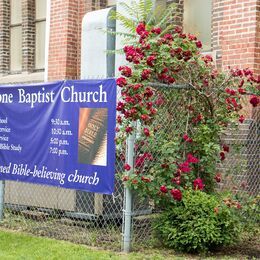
xmin=154 ymin=190 xmax=242 ymax=253
xmin=110 ymin=0 xmax=177 ymax=38
xmin=233 ymin=193 xmax=260 ymax=232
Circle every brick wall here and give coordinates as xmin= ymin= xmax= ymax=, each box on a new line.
xmin=212 ymin=0 xmax=260 ymax=75
xmin=255 ymin=1 xmax=260 ymax=73
xmin=22 ymin=0 xmax=35 ymax=72
xmin=48 ymin=0 xmax=107 ymax=81
xmin=167 ymin=0 xmax=184 ymax=26
xmin=0 ymin=0 xmax=10 ymax=75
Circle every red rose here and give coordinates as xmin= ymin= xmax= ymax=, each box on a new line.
xmin=141 ymin=43 xmax=151 ymax=50
xmin=139 ymin=30 xmax=149 ymax=41
xmin=225 ymin=88 xmax=231 ymax=94
xmin=239 ymin=115 xmax=245 ymax=123
xmin=178 ymin=161 xmax=191 ymax=173
xmin=230 ymin=98 xmax=238 ymax=108
xmin=143 ymin=128 xmax=150 ymax=137
xmin=223 ymin=144 xmax=229 ymax=152
xmin=135 ymin=153 xmax=152 ymax=168
xmin=243 ymin=68 xmax=253 ymax=76
xmin=220 ymin=151 xmax=225 ymax=161
xmin=239 ymin=79 xmax=244 ymax=87
xmin=141 ymin=69 xmax=151 ymax=80
xmin=116 ymin=77 xmax=127 ymax=87
xmin=229 ymin=89 xmax=236 ymax=96
xmin=151 ymin=27 xmax=161 ymax=34
xmin=122 ymin=175 xmax=129 ymax=181
xmin=155 ymin=97 xmax=164 ymax=106
xmin=147 ymin=55 xmax=156 ymax=67
xmin=192 ymin=114 xmax=203 ymax=124
xmin=144 ymin=87 xmax=154 ymax=98
xmin=146 ymin=101 xmax=153 ymax=109
xmin=174 ymin=26 xmax=182 ymax=33
xmin=135 ymin=155 xmax=146 ymax=167
xmin=172 ymin=176 xmax=181 ymax=185
xmin=117 ymin=115 xmax=122 ymax=124
xmin=136 ymin=22 xmax=146 ymax=35
xmin=186 ymin=153 xmax=199 ymax=163
xmin=250 ymin=95 xmax=259 ymax=107
xmin=231 ymin=68 xmax=243 ymax=77
xmin=238 ymin=88 xmax=246 ymax=94
xmin=203 ymin=79 xmax=209 ymax=87
xmin=166 ymin=76 xmax=175 ymax=84
xmin=158 ymin=73 xmax=167 ymax=81
xmin=134 ymin=94 xmax=142 ymax=102
xmin=149 ymin=108 xmax=157 ymax=116
xmin=170 ymin=189 xmax=182 ymax=201
xmin=125 ymin=96 xmax=135 ymax=104
xmin=174 ymin=169 xmax=181 ymax=177
xmin=183 ymin=134 xmax=193 ymax=143
xmin=236 ymin=203 xmax=242 ymax=209
xmin=141 ymin=114 xmax=149 ymax=121
xmin=214 ymin=173 xmax=222 ymax=183
xmin=125 ymin=126 xmax=133 ymax=133
xmin=135 ymin=156 xmax=144 ymax=168
xmin=141 ymin=176 xmax=151 ymax=182
xmin=183 ymin=50 xmax=192 ymax=57
xmin=174 ymin=47 xmax=182 ymax=54
xmin=119 ymin=66 xmax=132 ymax=77
xmin=124 ymin=45 xmax=144 ymax=64
xmin=202 ymin=55 xmax=213 ymax=63
xmin=188 ymin=33 xmax=197 ymax=41
xmin=193 ymin=178 xmax=204 ymax=190
xmin=129 ymin=108 xmax=137 ymax=116
xmin=116 ymin=101 xmax=125 ymax=111
xmin=160 ymin=185 xmax=168 ymax=193
xmin=133 ymin=83 xmax=142 ymax=91
xmin=196 ymin=40 xmax=202 ymax=48
xmin=163 ymin=34 xmax=173 ymax=41
xmin=144 ymin=152 xmax=153 ymax=161
xmin=124 ymin=164 xmax=131 ymax=171
xmin=132 ymin=56 xmax=140 ymax=64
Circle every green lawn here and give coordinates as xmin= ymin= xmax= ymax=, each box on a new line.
xmin=0 ymin=229 xmax=118 ymax=260
xmin=0 ymin=229 xmax=181 ymax=260
xmin=0 ymin=228 xmax=256 ymax=260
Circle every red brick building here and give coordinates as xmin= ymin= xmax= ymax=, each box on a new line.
xmin=0 ymin=0 xmax=258 ymax=212
xmin=0 ymin=0 xmax=259 ymax=84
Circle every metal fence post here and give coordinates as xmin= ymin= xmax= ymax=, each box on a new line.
xmin=122 ymin=123 xmax=135 ymax=252
xmin=0 ymin=180 xmax=5 ymax=221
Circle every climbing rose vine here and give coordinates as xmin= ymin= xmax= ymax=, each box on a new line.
xmin=116 ymin=22 xmax=260 ymax=206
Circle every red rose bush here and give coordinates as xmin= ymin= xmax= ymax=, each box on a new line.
xmin=114 ymin=9 xmax=259 ymax=207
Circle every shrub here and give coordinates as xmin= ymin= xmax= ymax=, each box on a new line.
xmin=154 ymin=190 xmax=242 ymax=253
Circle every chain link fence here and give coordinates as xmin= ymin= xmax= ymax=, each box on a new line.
xmin=0 ymin=85 xmax=259 ymax=251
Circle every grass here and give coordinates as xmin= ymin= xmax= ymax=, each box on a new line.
xmin=0 ymin=228 xmax=185 ymax=260
xmin=1 ymin=228 xmax=259 ymax=260
xmin=0 ymin=229 xmax=119 ymax=260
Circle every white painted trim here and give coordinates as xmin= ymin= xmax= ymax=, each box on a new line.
xmin=0 ymin=72 xmax=44 ymax=84
xmin=44 ymin=0 xmax=51 ymax=82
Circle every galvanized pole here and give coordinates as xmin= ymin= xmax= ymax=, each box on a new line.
xmin=122 ymin=124 xmax=135 ymax=252
xmin=0 ymin=181 xmax=5 ymax=221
